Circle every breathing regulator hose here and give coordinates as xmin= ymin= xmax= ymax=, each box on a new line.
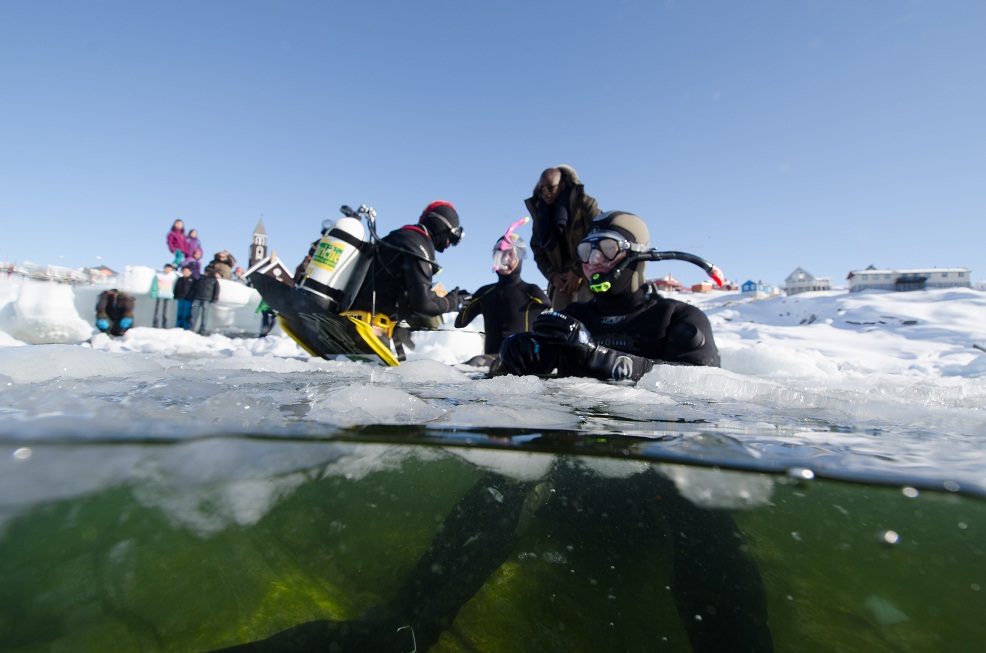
xmin=633 ymin=250 xmax=725 ymax=287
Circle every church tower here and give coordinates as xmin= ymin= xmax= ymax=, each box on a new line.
xmin=250 ymin=219 xmax=267 ymax=269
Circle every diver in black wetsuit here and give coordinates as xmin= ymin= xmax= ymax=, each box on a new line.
xmin=350 ymin=202 xmax=467 ymax=322
xmin=348 ymin=201 xmax=469 ymax=356
xmin=454 ymin=231 xmax=549 ymax=368
xmin=491 ymin=210 xmax=720 ymax=380
xmin=215 ymin=212 xmax=773 ymax=653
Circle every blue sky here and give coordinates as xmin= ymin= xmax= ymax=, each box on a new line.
xmin=2 ymin=1 xmax=983 ymax=293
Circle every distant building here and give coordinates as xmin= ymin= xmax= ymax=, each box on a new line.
xmin=741 ymin=280 xmax=778 ymax=299
xmin=651 ymin=273 xmax=684 ymax=293
xmin=847 ymin=266 xmax=972 ymax=293
xmin=690 ymin=280 xmax=715 ymax=293
xmin=244 ymin=253 xmax=295 ymax=287
xmin=86 ymin=265 xmax=119 ymax=283
xmin=19 ymin=262 xmax=90 ymax=284
xmin=784 ymin=267 xmax=832 ymax=295
xmin=249 ymin=219 xmax=268 ymax=269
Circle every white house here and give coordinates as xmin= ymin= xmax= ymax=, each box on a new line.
xmin=784 ymin=267 xmax=832 ymax=295
xmin=847 ymin=266 xmax=972 ymax=293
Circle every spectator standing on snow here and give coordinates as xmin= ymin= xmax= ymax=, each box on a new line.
xmin=209 ymin=250 xmax=236 ymax=280
xmin=185 ymin=228 xmax=202 ymax=261
xmin=188 ymin=264 xmax=220 ymax=335
xmin=150 ymin=263 xmax=178 ymax=328
xmin=173 ymin=266 xmax=195 ymax=329
xmin=524 ymin=165 xmax=601 ymax=310
xmin=181 ymin=249 xmax=204 ymax=280
xmin=167 ymin=220 xmax=189 ymax=267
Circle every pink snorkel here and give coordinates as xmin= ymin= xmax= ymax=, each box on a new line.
xmin=493 ymin=216 xmax=530 ymax=272
xmin=498 ymin=216 xmax=530 ymax=250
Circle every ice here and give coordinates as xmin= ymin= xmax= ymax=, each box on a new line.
xmin=2 ymin=275 xmax=986 ymax=507
xmin=308 ymin=383 xmax=446 ymax=426
xmin=0 ymin=278 xmax=92 ymax=344
xmin=0 ymin=344 xmax=164 ymax=383
xmin=657 ymin=464 xmax=775 ymax=509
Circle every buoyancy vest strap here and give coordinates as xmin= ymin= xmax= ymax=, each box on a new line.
xmin=299 ymin=276 xmax=345 ymax=302
xmin=329 ymin=226 xmax=373 ymax=252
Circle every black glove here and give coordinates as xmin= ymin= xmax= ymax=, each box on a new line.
xmin=532 ymin=311 xmax=649 ymax=381
xmin=584 ymin=346 xmax=647 ymax=381
xmin=490 ymin=332 xmax=542 ymax=376
xmin=444 ymin=287 xmax=470 ymax=312
xmin=531 ymin=312 xmax=596 ymax=364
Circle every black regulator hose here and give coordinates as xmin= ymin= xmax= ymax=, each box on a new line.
xmin=633 ymin=250 xmax=725 ymax=286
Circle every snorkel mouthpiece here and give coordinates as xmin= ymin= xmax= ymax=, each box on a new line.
xmin=589 ymin=275 xmax=611 ymax=293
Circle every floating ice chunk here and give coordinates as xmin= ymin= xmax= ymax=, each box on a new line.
xmin=133 ymin=473 xmax=308 ymax=538
xmin=440 ymin=402 xmax=579 ymax=429
xmin=449 ymin=448 xmax=556 ymax=481
xmin=470 ymin=374 xmax=549 ymax=397
xmin=308 ymin=383 xmax=445 ymax=426
xmin=657 ymin=464 xmax=774 ymax=509
xmin=321 ymin=444 xmax=442 ymax=481
xmin=580 ymin=457 xmax=652 ymax=478
xmin=372 ymin=358 xmax=471 ymax=384
xmin=863 ymin=595 xmax=909 ymax=625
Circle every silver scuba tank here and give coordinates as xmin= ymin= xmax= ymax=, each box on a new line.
xmin=297 ymin=211 xmax=372 ymax=313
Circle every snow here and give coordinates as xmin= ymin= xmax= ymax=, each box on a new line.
xmin=2 ymin=269 xmax=986 ymax=530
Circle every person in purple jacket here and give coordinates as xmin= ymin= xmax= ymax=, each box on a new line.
xmin=167 ymin=219 xmax=188 ymax=267
xmin=185 ymin=228 xmax=202 ymax=260
xmin=180 ymin=249 xmax=204 ymax=280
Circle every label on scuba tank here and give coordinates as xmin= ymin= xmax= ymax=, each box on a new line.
xmin=311 ymin=239 xmax=345 ymax=271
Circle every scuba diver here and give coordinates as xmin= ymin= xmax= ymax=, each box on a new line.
xmin=491 ymin=210 xmax=720 ymax=379
xmin=453 ymin=218 xmax=549 ymax=369
xmin=215 ymin=212 xmax=773 ymax=653
xmin=348 ymin=201 xmax=469 ymax=356
xmin=251 ymin=201 xmax=470 ymax=363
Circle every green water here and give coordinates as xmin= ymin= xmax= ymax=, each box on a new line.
xmin=1 ymin=443 xmax=983 ymax=652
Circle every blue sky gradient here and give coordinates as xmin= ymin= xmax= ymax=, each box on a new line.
xmin=2 ymin=1 xmax=983 ymax=292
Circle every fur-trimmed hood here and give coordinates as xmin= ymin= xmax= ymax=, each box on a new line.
xmin=530 ymin=164 xmax=583 ymax=195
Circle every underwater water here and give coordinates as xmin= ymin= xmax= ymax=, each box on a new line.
xmin=1 ymin=429 xmax=984 ymax=653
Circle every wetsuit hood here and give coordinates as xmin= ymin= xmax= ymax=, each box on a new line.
xmin=583 ymin=211 xmax=651 ymax=296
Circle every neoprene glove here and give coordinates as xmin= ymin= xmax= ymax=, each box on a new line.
xmin=531 ymin=312 xmax=596 ymax=364
xmin=444 ymin=288 xmax=470 ymax=312
xmin=492 ymin=332 xmax=542 ymax=376
xmin=120 ymin=317 xmax=133 ymax=329
xmin=96 ymin=319 xmax=110 ymax=331
xmin=531 ymin=312 xmax=649 ymax=381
